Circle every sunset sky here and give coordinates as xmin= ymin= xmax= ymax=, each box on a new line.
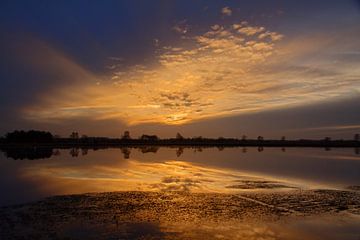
xmin=1 ymin=0 xmax=360 ymax=139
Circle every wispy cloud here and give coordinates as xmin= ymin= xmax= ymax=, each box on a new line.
xmin=22 ymin=19 xmax=360 ymax=126
xmin=291 ymin=124 xmax=360 ymax=132
xmin=221 ymin=6 xmax=232 ymax=16
xmin=172 ymin=20 xmax=189 ymax=34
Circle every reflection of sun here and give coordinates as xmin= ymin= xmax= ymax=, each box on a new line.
xmin=22 ymin=159 xmax=297 ymax=194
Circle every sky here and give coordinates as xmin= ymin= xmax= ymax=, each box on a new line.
xmin=0 ymin=0 xmax=360 ymax=139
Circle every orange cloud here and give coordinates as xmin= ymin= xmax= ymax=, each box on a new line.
xmin=22 ymin=21 xmax=360 ymax=126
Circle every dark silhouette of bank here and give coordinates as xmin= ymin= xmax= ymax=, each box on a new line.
xmin=1 ymin=130 xmax=360 ymax=150
xmin=4 ymin=130 xmax=53 ymax=143
xmin=1 ymin=130 xmax=359 ymax=160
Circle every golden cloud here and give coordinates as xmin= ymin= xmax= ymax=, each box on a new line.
xmin=22 ymin=21 xmax=360 ymax=126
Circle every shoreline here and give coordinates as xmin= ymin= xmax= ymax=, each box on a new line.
xmin=1 ymin=140 xmax=360 ymax=148
xmin=2 ymin=188 xmax=359 ymax=214
xmin=1 ymin=189 xmax=359 ymax=239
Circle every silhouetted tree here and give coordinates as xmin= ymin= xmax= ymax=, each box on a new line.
xmin=281 ymin=136 xmax=286 ymax=141
xmin=140 ymin=134 xmax=158 ymax=141
xmin=5 ymin=130 xmax=53 ymax=143
xmin=242 ymin=135 xmax=247 ymax=141
xmin=70 ymin=132 xmax=79 ymax=139
xmin=355 ymin=134 xmax=360 ymax=141
xmin=122 ymin=131 xmax=131 ymax=140
xmin=324 ymin=137 xmax=331 ymax=141
xmin=176 ymin=132 xmax=184 ymax=140
xmin=257 ymin=136 xmax=264 ymax=141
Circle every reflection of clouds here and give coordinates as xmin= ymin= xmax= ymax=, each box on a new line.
xmin=172 ymin=19 xmax=189 ymax=34
xmin=226 ymin=180 xmax=296 ymax=190
xmin=150 ymin=176 xmax=202 ymax=192
xmin=164 ymin=222 xmax=280 ymax=240
xmin=21 ymin=159 xmax=296 ymax=193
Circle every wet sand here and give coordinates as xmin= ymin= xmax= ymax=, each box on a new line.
xmin=1 ymin=189 xmax=360 ymax=240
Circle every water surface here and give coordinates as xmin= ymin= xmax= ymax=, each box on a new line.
xmin=1 ymin=147 xmax=359 ymax=206
xmin=1 ymin=147 xmax=360 ymax=240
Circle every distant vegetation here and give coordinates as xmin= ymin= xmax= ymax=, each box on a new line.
xmin=0 ymin=130 xmax=359 ymax=160
xmin=1 ymin=130 xmax=360 ymax=148
xmin=4 ymin=130 xmax=53 ymax=143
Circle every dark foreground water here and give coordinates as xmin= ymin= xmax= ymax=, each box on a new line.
xmin=0 ymin=147 xmax=359 ymax=239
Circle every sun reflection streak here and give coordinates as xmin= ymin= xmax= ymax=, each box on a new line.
xmin=19 ymin=158 xmax=299 ymax=195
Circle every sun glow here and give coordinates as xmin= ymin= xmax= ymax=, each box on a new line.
xmin=22 ymin=20 xmax=360 ymax=126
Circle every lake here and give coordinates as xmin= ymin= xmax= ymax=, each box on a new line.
xmin=0 ymin=147 xmax=360 ymax=239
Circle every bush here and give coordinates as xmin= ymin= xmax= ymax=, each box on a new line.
xmin=5 ymin=130 xmax=53 ymax=143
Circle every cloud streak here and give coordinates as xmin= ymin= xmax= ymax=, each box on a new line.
xmin=21 ymin=18 xmax=360 ymax=127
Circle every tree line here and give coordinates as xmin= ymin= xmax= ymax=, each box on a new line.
xmin=0 ymin=130 xmax=360 ymax=147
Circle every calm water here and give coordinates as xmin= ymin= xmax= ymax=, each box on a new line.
xmin=1 ymin=147 xmax=360 ymax=239
xmin=0 ymin=147 xmax=359 ymax=206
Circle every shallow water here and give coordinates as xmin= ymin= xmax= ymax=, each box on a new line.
xmin=0 ymin=147 xmax=360 ymax=239
xmin=0 ymin=147 xmax=359 ymax=206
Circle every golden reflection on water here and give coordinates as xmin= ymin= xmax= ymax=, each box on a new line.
xmin=2 ymin=148 xmax=360 ymax=239
xmin=162 ymin=215 xmax=360 ymax=240
xmin=18 ymin=158 xmax=298 ymax=196
xmin=2 ymin=146 xmax=358 ymax=206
